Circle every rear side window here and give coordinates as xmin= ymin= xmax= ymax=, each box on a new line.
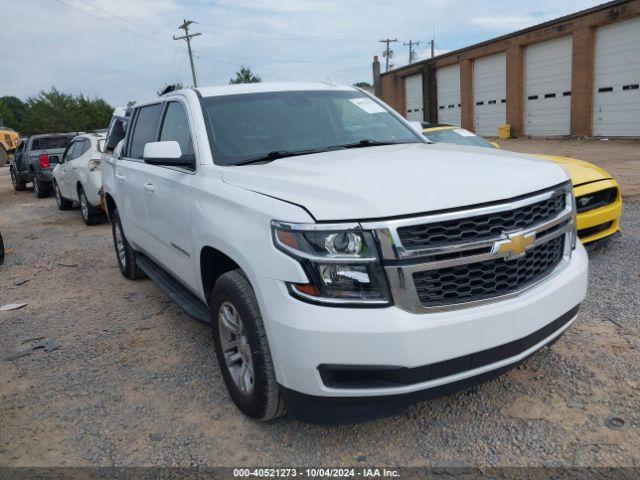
xmin=31 ymin=136 xmax=73 ymax=151
xmin=159 ymin=102 xmax=194 ymax=156
xmin=129 ymin=104 xmax=162 ymax=159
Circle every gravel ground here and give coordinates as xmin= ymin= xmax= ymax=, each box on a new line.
xmin=1 ymin=140 xmax=639 ymax=467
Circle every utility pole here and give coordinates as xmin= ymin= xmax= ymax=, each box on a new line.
xmin=173 ymin=19 xmax=201 ymax=87
xmin=430 ymin=27 xmax=435 ymax=58
xmin=379 ymin=38 xmax=398 ymax=72
xmin=403 ymin=40 xmax=420 ymax=64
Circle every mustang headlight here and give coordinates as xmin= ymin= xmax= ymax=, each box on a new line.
xmin=271 ymin=221 xmax=391 ymax=306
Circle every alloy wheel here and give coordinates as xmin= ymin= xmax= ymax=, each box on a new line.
xmin=80 ymin=192 xmax=89 ymax=221
xmin=218 ymin=302 xmax=255 ymax=395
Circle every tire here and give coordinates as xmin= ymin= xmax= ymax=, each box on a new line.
xmin=78 ymin=186 xmax=101 ymax=225
xmin=54 ymin=181 xmax=73 ymax=210
xmin=0 ymin=232 xmax=4 ymax=266
xmin=211 ymin=270 xmax=286 ymax=421
xmin=0 ymin=147 xmax=7 ymax=167
xmin=110 ymin=208 xmax=145 ymax=280
xmin=10 ymin=165 xmax=26 ymax=191
xmin=33 ymin=174 xmax=50 ymax=198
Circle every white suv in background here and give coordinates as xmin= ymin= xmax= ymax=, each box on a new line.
xmin=101 ymin=83 xmax=588 ymax=424
xmin=53 ymin=132 xmax=106 ymax=225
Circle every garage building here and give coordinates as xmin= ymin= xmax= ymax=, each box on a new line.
xmin=377 ymin=0 xmax=640 ymax=137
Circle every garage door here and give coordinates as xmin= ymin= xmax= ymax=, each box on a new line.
xmin=436 ymin=64 xmax=461 ymax=126
xmin=525 ymin=36 xmax=572 ymax=136
xmin=404 ymin=74 xmax=424 ymax=121
xmin=474 ymin=53 xmax=506 ymax=136
xmin=593 ymin=16 xmax=640 ymax=137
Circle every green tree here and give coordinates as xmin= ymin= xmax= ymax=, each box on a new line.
xmin=353 ymin=82 xmax=372 ymax=88
xmin=229 ymin=66 xmax=261 ymax=84
xmin=0 ymin=96 xmax=27 ymax=131
xmin=0 ymin=100 xmax=19 ymax=129
xmin=21 ymin=88 xmax=113 ymax=135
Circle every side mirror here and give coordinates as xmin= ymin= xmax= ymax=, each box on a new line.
xmin=143 ymin=141 xmax=195 ymax=168
xmin=490 ymin=141 xmax=501 ymax=149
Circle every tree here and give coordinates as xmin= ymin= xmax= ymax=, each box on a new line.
xmin=20 ymin=88 xmax=113 ymax=135
xmin=156 ymin=82 xmax=184 ymax=97
xmin=0 ymin=100 xmax=18 ymax=129
xmin=0 ymin=96 xmax=27 ymax=131
xmin=353 ymin=82 xmax=372 ymax=88
xmin=229 ymin=66 xmax=261 ymax=84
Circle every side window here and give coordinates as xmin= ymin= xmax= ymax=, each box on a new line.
xmin=80 ymin=139 xmax=91 ymax=156
xmin=64 ymin=142 xmax=79 ymax=162
xmin=159 ymin=102 xmax=194 ymax=156
xmin=105 ymin=117 xmax=126 ymax=153
xmin=128 ymin=104 xmax=162 ymax=159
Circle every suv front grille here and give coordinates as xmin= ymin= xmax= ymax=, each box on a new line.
xmin=397 ymin=192 xmax=565 ymax=249
xmin=412 ymin=236 xmax=565 ymax=307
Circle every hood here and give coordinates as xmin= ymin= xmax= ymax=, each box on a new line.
xmin=531 ymin=154 xmax=612 ymax=186
xmin=223 ymin=143 xmax=570 ymax=221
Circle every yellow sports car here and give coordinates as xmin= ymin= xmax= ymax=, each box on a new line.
xmin=420 ymin=123 xmax=621 ymax=245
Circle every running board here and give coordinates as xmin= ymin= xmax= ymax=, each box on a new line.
xmin=136 ymin=253 xmax=211 ymax=324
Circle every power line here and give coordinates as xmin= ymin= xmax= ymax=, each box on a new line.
xmin=75 ymin=0 xmax=164 ymax=37
xmin=52 ymin=0 xmax=172 ymax=47
xmin=131 ymin=0 xmax=174 ymax=24
xmin=173 ymin=20 xmax=201 ymax=88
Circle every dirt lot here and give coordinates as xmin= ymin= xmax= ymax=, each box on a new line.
xmin=1 ymin=139 xmax=639 ymax=467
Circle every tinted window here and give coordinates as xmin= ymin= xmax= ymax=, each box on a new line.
xmin=31 ymin=136 xmax=73 ymax=150
xmin=201 ymin=90 xmax=421 ymax=166
xmin=105 ymin=117 xmax=127 ymax=153
xmin=129 ymin=104 xmax=162 ymax=159
xmin=64 ymin=141 xmax=81 ymax=162
xmin=159 ymin=102 xmax=194 ymax=156
xmin=79 ymin=139 xmax=91 ymax=156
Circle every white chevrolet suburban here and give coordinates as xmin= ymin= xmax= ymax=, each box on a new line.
xmin=101 ymin=83 xmax=588 ymax=424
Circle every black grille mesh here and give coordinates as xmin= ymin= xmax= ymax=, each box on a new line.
xmin=398 ymin=193 xmax=565 ymax=249
xmin=413 ymin=236 xmax=565 ymax=307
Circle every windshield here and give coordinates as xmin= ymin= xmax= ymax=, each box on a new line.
xmin=201 ymin=90 xmax=423 ymax=166
xmin=423 ymin=128 xmax=495 ymax=149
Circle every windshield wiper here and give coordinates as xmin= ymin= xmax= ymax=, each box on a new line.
xmin=328 ymin=139 xmax=409 ymax=150
xmin=232 ymin=149 xmax=323 ymax=166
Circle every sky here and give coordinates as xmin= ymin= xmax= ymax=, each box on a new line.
xmin=1 ymin=0 xmax=607 ymax=107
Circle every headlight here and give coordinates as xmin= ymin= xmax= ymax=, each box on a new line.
xmin=271 ymin=221 xmax=392 ymax=306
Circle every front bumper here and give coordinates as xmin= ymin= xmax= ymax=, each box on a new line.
xmin=575 ymin=180 xmax=622 ymax=244
xmin=254 ymin=242 xmax=588 ymax=422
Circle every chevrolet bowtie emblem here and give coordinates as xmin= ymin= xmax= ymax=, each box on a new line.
xmin=496 ymin=231 xmax=536 ymax=259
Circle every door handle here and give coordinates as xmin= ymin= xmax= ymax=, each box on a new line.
xmin=115 ymin=174 xmax=125 ymax=183
xmin=144 ymin=182 xmax=157 ymax=193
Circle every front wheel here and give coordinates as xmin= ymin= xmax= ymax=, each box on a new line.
xmin=110 ymin=208 xmax=145 ymax=280
xmin=54 ymin=181 xmax=73 ymax=210
xmin=211 ymin=270 xmax=285 ymax=421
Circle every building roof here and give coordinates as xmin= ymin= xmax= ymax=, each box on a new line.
xmin=382 ymin=0 xmax=631 ymax=76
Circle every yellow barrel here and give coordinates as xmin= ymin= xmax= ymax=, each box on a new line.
xmin=498 ymin=124 xmax=511 ymax=139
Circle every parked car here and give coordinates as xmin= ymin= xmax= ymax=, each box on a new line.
xmin=0 ymin=126 xmax=20 ymax=167
xmin=52 ymin=133 xmax=106 ymax=225
xmin=10 ymin=133 xmax=76 ymax=197
xmin=102 ymin=83 xmax=588 ymax=424
xmin=420 ymin=123 xmax=622 ymax=245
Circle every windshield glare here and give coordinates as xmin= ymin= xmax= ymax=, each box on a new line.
xmin=201 ymin=90 xmax=422 ymax=165
xmin=423 ymin=128 xmax=495 ymax=148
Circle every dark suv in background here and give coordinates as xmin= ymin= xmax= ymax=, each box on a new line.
xmin=10 ymin=133 xmax=76 ymax=197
